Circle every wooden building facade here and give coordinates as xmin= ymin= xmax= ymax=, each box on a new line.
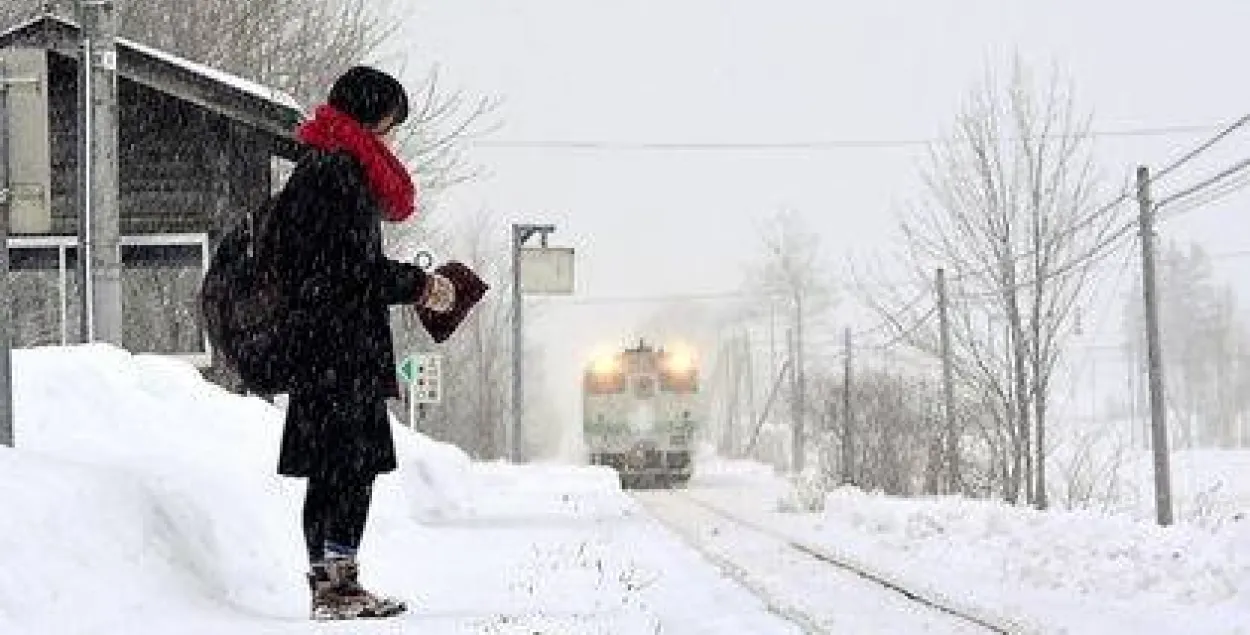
xmin=1 ymin=14 xmax=303 ymax=365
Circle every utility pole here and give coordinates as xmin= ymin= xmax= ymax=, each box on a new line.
xmin=742 ymin=331 xmax=756 ymax=458
xmin=75 ymin=0 xmax=122 ymax=344
xmin=1 ymin=58 xmax=14 ymax=447
xmin=937 ymin=268 xmax=958 ymax=493
xmin=792 ymin=296 xmax=806 ymax=473
xmin=731 ymin=334 xmax=748 ymax=455
xmin=510 ymin=223 xmax=555 ymax=463
xmin=1137 ymin=166 xmax=1174 ymax=526
xmin=768 ymin=301 xmax=777 ymax=379
xmin=786 ymin=327 xmax=796 ymax=470
xmin=841 ymin=327 xmax=853 ymax=485
xmin=719 ymin=332 xmax=736 ymax=454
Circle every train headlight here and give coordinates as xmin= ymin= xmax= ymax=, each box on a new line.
xmin=592 ymin=354 xmax=620 ymax=376
xmin=665 ymin=350 xmax=694 ymax=374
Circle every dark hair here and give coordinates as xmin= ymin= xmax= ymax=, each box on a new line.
xmin=328 ymin=66 xmax=409 ymax=127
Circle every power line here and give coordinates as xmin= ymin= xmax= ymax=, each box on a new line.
xmin=1151 ymin=113 xmax=1250 ymax=184
xmin=1158 ymin=170 xmax=1250 ymax=221
xmin=859 ymin=306 xmax=940 ymax=353
xmin=1155 ymin=154 xmax=1250 ymax=216
xmin=949 ymin=218 xmax=1140 ymax=301
xmin=834 ymin=115 xmax=1250 ymax=312
xmin=845 ymin=195 xmax=1138 ymax=355
xmin=841 ymin=288 xmax=933 ymax=342
xmin=472 ymin=124 xmax=1219 ymax=153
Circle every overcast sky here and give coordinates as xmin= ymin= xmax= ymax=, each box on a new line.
xmin=378 ymin=0 xmax=1250 ymax=455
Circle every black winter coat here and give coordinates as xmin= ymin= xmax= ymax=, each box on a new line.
xmin=266 ymin=150 xmax=426 ymax=480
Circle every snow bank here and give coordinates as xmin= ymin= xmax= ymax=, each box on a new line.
xmin=1046 ymin=420 xmax=1250 ymax=525
xmin=1 ymin=344 xmax=473 ymax=632
xmin=816 ymin=488 xmax=1250 ymax=633
xmin=1 ymin=345 xmax=801 ymax=634
xmin=689 ymin=455 xmax=1250 ymax=633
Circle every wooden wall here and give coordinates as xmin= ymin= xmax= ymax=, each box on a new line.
xmin=12 ymin=52 xmax=278 ymax=355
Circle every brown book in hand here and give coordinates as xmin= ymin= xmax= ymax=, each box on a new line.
xmin=417 ymin=261 xmax=490 ymax=343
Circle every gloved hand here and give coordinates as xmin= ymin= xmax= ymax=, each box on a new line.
xmin=418 ymin=273 xmax=456 ymax=313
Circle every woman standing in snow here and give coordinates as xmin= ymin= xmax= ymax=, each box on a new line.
xmin=264 ymin=66 xmax=455 ymax=620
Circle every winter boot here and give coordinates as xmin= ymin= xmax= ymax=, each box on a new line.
xmin=325 ymin=557 xmax=407 ymax=618
xmin=307 ymin=563 xmax=368 ymax=620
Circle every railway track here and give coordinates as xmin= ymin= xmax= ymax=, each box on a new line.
xmin=635 ymin=489 xmax=1040 ymax=635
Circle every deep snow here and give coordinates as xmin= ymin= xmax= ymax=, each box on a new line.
xmin=0 ymin=345 xmax=794 ymax=634
xmin=689 ymin=455 xmax=1250 ymax=634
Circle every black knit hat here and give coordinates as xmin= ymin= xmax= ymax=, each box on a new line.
xmin=328 ymin=66 xmax=409 ymax=127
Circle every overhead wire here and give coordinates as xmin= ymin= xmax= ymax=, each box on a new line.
xmin=857 ymin=306 xmax=940 ymax=353
xmin=543 ymin=114 xmax=1250 ymax=345
xmin=947 ymin=217 xmax=1140 ymax=301
xmin=1150 ymin=112 xmax=1250 ymax=184
xmin=471 ymin=124 xmax=1220 ymax=153
xmin=1154 ymin=154 xmax=1250 ymax=215
xmin=1158 ymin=170 xmax=1250 ymax=221
xmin=821 ymin=111 xmax=1250 ymax=299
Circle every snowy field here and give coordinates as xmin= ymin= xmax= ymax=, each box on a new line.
xmin=688 ymin=455 xmax=1250 ymax=634
xmin=0 ymin=345 xmax=795 ymax=634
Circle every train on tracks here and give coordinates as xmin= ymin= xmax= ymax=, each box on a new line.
xmin=582 ymin=340 xmax=703 ymax=489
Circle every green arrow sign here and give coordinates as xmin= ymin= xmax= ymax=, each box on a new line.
xmin=398 ymin=356 xmax=420 ymax=385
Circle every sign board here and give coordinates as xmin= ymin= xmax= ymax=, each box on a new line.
xmin=520 ymin=246 xmax=575 ymax=295
xmin=400 ymin=353 xmax=443 ymax=404
xmin=1 ymin=48 xmax=51 ymax=234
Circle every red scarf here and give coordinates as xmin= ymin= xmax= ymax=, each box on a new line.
xmin=295 ymin=104 xmax=417 ymax=223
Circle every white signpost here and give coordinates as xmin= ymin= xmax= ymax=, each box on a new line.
xmin=398 ymin=352 xmax=442 ymax=428
xmin=510 ymin=224 xmax=575 ymax=462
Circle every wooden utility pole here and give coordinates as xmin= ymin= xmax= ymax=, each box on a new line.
xmin=841 ymin=327 xmax=853 ymax=485
xmin=0 ymin=57 xmax=13 ymax=447
xmin=1137 ymin=165 xmax=1174 ymax=526
xmin=723 ymin=334 xmax=741 ymax=455
xmin=793 ymin=298 xmax=807 ymax=473
xmin=743 ymin=331 xmax=756 ymax=455
xmin=937 ymin=268 xmax=958 ymax=493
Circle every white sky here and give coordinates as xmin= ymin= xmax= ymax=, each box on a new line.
xmin=377 ymin=0 xmax=1250 ymax=454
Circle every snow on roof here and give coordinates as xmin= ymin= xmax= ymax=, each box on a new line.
xmin=118 ymin=37 xmax=304 ymax=114
xmin=0 ymin=13 xmax=304 ymax=115
xmin=0 ymin=13 xmax=46 ymax=40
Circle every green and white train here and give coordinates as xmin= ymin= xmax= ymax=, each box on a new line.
xmin=582 ymin=340 xmax=702 ymax=489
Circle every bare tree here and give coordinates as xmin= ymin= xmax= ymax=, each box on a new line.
xmin=742 ymin=209 xmax=834 ymax=472
xmin=812 ymin=365 xmax=942 ymax=496
xmin=861 ymin=58 xmax=1118 ymax=508
xmin=5 ymin=0 xmax=393 ymax=108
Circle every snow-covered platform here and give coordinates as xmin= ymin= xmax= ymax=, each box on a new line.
xmin=0 ymin=346 xmax=795 ymax=634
